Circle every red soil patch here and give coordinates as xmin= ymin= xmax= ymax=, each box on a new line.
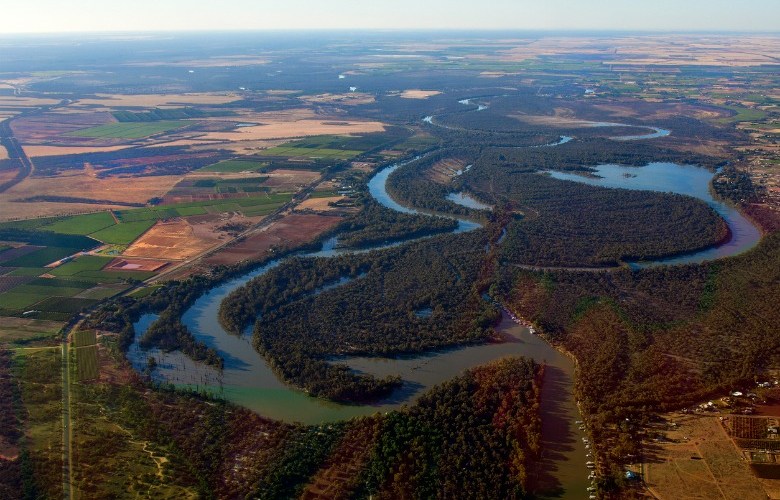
xmin=204 ymin=213 xmax=342 ymax=266
xmin=105 ymin=258 xmax=170 ymax=272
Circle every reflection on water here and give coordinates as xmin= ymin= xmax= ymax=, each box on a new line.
xmin=547 ymin=162 xmax=761 ymax=267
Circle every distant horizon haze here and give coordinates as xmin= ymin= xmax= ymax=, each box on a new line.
xmin=2 ymin=0 xmax=779 ymax=34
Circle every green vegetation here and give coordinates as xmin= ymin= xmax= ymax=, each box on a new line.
xmin=65 ymin=121 xmax=188 ymax=139
xmin=219 ymin=231 xmax=498 ymax=402
xmin=89 ymin=220 xmax=155 ymax=245
xmin=112 ymin=107 xmax=233 ymax=122
xmin=39 ymin=212 xmax=115 ymax=235
xmin=3 ymin=246 xmax=82 ymax=268
xmin=357 ymin=358 xmax=542 ymax=499
xmin=115 ymin=193 xmax=292 ymax=222
xmin=50 ymin=255 xmax=112 ymax=277
xmin=257 ymin=136 xmax=370 ymax=160
xmin=197 ymin=159 xmax=269 ymax=173
xmin=717 ymin=104 xmax=768 ymax=124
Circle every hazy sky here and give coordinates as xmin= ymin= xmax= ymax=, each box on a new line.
xmin=3 ymin=0 xmax=779 ymax=33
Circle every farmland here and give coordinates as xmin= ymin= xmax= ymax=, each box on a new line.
xmin=196 ymin=159 xmax=269 ymax=173
xmin=65 ymin=121 xmax=189 ymax=139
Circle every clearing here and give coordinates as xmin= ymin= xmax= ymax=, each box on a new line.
xmin=643 ymin=413 xmax=773 ymax=499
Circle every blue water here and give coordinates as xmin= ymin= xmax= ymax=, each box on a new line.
xmin=547 ymin=162 xmax=762 ymax=267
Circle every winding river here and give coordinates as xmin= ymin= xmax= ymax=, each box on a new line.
xmin=128 ymin=102 xmax=762 ymax=498
xmin=548 ymin=162 xmax=761 ymax=267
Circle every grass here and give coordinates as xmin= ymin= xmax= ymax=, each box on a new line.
xmin=75 ymin=345 xmax=99 ymax=380
xmin=75 ymin=284 xmax=130 ymax=300
xmin=65 ymin=121 xmax=188 ymax=139
xmin=197 ymin=159 xmax=269 ymax=173
xmin=50 ymin=255 xmax=112 ymax=276
xmin=33 ymin=296 xmax=97 ymax=313
xmin=3 ymin=246 xmax=82 ymax=268
xmin=115 ymin=193 xmax=293 ymax=221
xmin=256 ymin=136 xmax=367 ymax=160
xmin=717 ymin=105 xmax=768 ymax=124
xmin=0 ymin=291 xmax=45 ymax=309
xmin=258 ymin=145 xmax=362 ymax=160
xmin=89 ymin=220 xmax=155 ymax=245
xmin=0 ymin=317 xmax=63 ymax=343
xmin=40 ymin=212 xmax=116 ymax=236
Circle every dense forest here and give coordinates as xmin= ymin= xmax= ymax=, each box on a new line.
xmin=478 ymin=173 xmax=728 ymax=267
xmin=492 ymin=232 xmax=780 ymax=489
xmin=333 ymin=200 xmax=458 ymax=249
xmin=222 ymin=231 xmax=502 ymax=401
xmin=355 ymin=357 xmax=543 ymax=499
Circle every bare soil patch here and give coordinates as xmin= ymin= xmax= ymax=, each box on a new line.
xmin=398 ymin=89 xmax=442 ymax=99
xmin=0 ymin=171 xmax=181 ymax=221
xmin=105 ymin=258 xmax=170 ymax=272
xmin=204 ymin=213 xmax=342 ymax=266
xmin=11 ymin=111 xmax=116 ymax=145
xmin=23 ymin=144 xmax=132 ymax=157
xmin=296 ymin=196 xmax=344 ymax=212
xmin=261 ymin=169 xmax=321 ymax=191
xmin=426 ymin=158 xmax=467 ymax=184
xmin=123 ymin=218 xmax=220 ymax=261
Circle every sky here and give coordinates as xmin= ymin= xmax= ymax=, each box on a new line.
xmin=2 ymin=0 xmax=779 ymax=33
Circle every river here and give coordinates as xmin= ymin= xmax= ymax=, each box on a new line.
xmin=128 ymin=107 xmax=760 ymax=498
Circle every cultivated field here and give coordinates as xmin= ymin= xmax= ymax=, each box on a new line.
xmin=0 ymin=172 xmax=183 ymax=221
xmin=23 ymin=144 xmax=132 ymax=157
xmin=296 ymin=196 xmax=344 ymax=212
xmin=73 ymin=93 xmax=242 ymax=108
xmin=123 ymin=218 xmax=221 ymax=260
xmin=204 ymin=213 xmax=342 ymax=266
xmin=65 ymin=121 xmax=188 ymax=139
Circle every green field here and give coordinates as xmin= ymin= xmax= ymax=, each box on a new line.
xmin=40 ymin=212 xmax=116 ymax=235
xmin=89 ymin=220 xmax=155 ymax=244
xmin=34 ymin=296 xmax=97 ymax=314
xmin=74 ymin=330 xmax=97 ymax=348
xmin=76 ymin=345 xmax=99 ymax=381
xmin=197 ymin=159 xmax=269 ymax=173
xmin=4 ymin=246 xmax=82 ymax=268
xmin=257 ymin=145 xmax=362 ymax=160
xmin=50 ymin=255 xmax=112 ymax=277
xmin=65 ymin=121 xmax=188 ymax=139
xmin=0 ymin=291 xmax=44 ymax=309
xmin=717 ymin=105 xmax=768 ymax=124
xmin=116 ymin=193 xmax=292 ymax=222
xmin=257 ymin=136 xmax=365 ymax=160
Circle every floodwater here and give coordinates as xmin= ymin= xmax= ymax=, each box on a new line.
xmin=446 ymin=191 xmax=492 ymax=210
xmin=547 ymin=162 xmax=762 ymax=267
